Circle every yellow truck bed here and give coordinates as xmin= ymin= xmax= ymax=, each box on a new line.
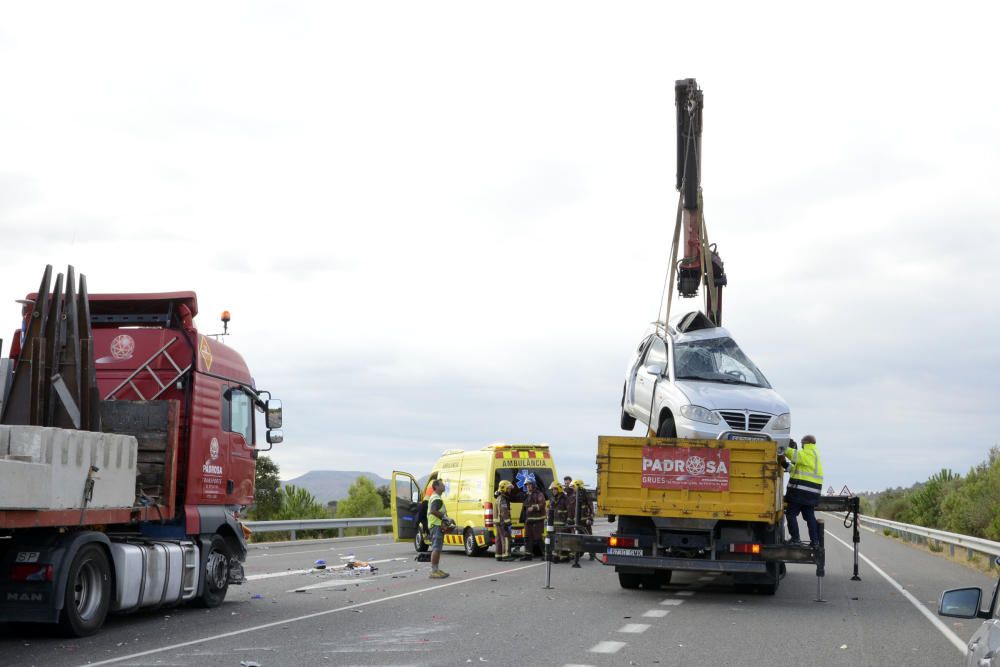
xmin=597 ymin=436 xmax=782 ymax=524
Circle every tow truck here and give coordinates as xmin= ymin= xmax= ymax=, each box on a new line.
xmin=553 ymin=79 xmax=861 ymax=597
xmin=0 ymin=266 xmax=283 ymax=636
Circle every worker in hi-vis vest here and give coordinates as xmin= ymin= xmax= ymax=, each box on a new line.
xmin=784 ymin=434 xmax=824 ymax=546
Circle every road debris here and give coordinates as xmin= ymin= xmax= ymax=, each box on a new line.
xmin=314 ymin=559 xmax=327 ymax=569
xmin=239 ymin=661 xmax=261 ymax=667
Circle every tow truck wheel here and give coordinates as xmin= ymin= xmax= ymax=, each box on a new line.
xmin=415 ymin=527 xmax=429 ymax=553
xmin=618 ymin=572 xmax=642 ymax=589
xmin=59 ymin=544 xmax=111 ymax=637
xmin=195 ymin=535 xmax=232 ymax=608
xmin=620 ymin=386 xmax=636 ymax=431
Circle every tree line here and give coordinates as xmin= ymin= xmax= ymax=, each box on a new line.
xmin=863 ymin=446 xmax=1000 ymax=541
xmin=247 ymin=456 xmax=391 ymax=541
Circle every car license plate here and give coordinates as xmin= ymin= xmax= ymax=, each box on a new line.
xmin=512 ymin=529 xmax=523 ymax=537
xmin=607 ymin=547 xmax=643 ymax=557
xmin=724 ymin=433 xmax=771 ymax=442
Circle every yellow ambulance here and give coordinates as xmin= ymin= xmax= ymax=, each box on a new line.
xmin=391 ymin=444 xmax=559 ymax=556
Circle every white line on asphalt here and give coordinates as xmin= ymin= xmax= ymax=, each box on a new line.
xmin=81 ymin=562 xmax=545 ymax=667
xmin=564 ymin=664 xmax=596 ymax=667
xmin=642 ymin=609 xmax=669 ymax=618
xmin=674 ymin=591 xmax=695 ymax=597
xmin=589 ymin=641 xmax=626 ymax=654
xmin=245 ymin=557 xmax=407 ymax=581
xmin=619 ymin=623 xmax=651 ymax=634
xmin=660 ymin=599 xmax=684 ymax=606
xmin=824 ymin=530 xmax=966 ymax=655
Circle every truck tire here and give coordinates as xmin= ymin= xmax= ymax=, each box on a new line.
xmin=620 ymin=386 xmax=636 ymax=431
xmin=59 ymin=544 xmax=111 ymax=637
xmin=618 ymin=572 xmax=642 ymax=589
xmin=415 ymin=527 xmax=429 ymax=553
xmin=195 ymin=535 xmax=231 ymax=608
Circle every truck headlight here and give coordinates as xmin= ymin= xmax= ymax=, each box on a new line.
xmin=772 ymin=413 xmax=791 ymax=431
xmin=679 ymin=405 xmax=720 ymax=425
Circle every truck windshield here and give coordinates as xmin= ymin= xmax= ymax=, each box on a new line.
xmin=674 ymin=337 xmax=771 ymax=388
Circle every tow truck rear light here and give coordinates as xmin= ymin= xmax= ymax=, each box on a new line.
xmin=729 ymin=543 xmax=762 ymax=554
xmin=484 ymin=502 xmax=494 ymax=528
xmin=9 ymin=564 xmax=53 ymax=582
xmin=609 ymin=536 xmax=637 ymax=548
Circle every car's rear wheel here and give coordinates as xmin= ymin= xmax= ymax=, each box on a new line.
xmin=620 ymin=385 xmax=636 ymax=431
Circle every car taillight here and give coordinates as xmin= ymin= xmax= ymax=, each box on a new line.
xmin=609 ymin=536 xmax=638 ymax=548
xmin=9 ymin=564 xmax=53 ymax=582
xmin=729 ymin=543 xmax=762 ymax=555
xmin=484 ymin=502 xmax=493 ymax=528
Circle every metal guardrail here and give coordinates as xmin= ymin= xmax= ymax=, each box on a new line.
xmin=854 ymin=514 xmax=1000 ymax=562
xmin=245 ymin=517 xmax=392 ymax=541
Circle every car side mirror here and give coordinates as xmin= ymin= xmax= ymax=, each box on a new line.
xmin=266 ymin=429 xmax=283 ymax=445
xmin=938 ymin=587 xmax=988 ymax=619
xmin=644 ymin=364 xmax=664 ymax=377
xmin=266 ymin=399 xmax=283 ymax=429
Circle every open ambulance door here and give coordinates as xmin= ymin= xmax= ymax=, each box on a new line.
xmin=391 ymin=471 xmax=421 ymax=543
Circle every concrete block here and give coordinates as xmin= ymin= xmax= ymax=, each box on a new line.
xmin=0 ymin=460 xmax=52 ymax=509
xmin=0 ymin=424 xmax=9 ymax=456
xmin=0 ymin=426 xmax=138 ymax=510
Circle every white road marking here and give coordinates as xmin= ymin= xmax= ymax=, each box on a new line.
xmin=674 ymin=591 xmax=695 ymax=597
xmin=82 ymin=562 xmax=545 ymax=666
xmin=660 ymin=598 xmax=684 ymax=606
xmin=619 ymin=623 xmax=651 ymax=634
xmin=245 ymin=557 xmax=407 ymax=581
xmin=824 ymin=530 xmax=966 ymax=655
xmin=589 ymin=641 xmax=627 ymax=654
xmin=642 ymin=609 xmax=669 ymax=618
xmin=564 ymin=664 xmax=596 ymax=667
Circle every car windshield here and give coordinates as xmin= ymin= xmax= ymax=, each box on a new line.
xmin=674 ymin=337 xmax=771 ymax=388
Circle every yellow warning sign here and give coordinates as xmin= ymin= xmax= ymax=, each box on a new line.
xmin=199 ymin=335 xmax=213 ymax=372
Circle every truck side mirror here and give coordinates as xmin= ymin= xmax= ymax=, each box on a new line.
xmin=266 ymin=399 xmax=283 ymax=429
xmin=266 ymin=429 xmax=283 ymax=445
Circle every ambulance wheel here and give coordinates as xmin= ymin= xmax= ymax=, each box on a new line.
xmin=415 ymin=528 xmax=429 ymax=552
xmin=464 ymin=530 xmax=486 ymax=557
xmin=618 ymin=572 xmax=642 ymax=589
xmin=59 ymin=543 xmax=111 ymax=637
xmin=195 ymin=535 xmax=231 ymax=608
xmin=620 ymin=386 xmax=636 ymax=430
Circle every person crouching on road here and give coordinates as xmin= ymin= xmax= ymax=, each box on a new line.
xmin=521 ymin=477 xmax=546 ymax=561
xmin=784 ymin=434 xmax=824 ymax=547
xmin=570 ymin=479 xmax=596 ymax=560
xmin=494 ymin=480 xmax=514 ymax=562
xmin=427 ymin=479 xmax=451 ymax=578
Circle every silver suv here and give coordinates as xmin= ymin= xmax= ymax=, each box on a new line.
xmin=620 ymin=311 xmax=791 ymax=451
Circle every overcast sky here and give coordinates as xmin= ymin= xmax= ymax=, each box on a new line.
xmin=1 ymin=2 xmax=997 ymax=492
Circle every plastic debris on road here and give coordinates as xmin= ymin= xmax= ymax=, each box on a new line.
xmin=251 ymin=594 xmax=263 ymax=600
xmin=314 ymin=559 xmax=327 ymax=569
xmin=239 ymin=661 xmax=261 ymax=667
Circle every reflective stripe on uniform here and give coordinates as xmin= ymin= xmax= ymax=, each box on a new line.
xmin=428 ymin=493 xmax=443 ymax=529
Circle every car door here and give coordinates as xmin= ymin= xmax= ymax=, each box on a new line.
xmin=969 ymin=580 xmax=1000 ymax=666
xmin=391 ymin=471 xmax=421 ymax=543
xmin=633 ymin=337 xmax=668 ymax=425
xmin=626 ymin=335 xmax=653 ymax=409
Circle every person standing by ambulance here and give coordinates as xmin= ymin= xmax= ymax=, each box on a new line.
xmin=570 ymin=479 xmax=596 ymax=560
xmin=548 ymin=481 xmax=571 ymax=562
xmin=427 ymin=479 xmax=450 ymax=578
xmin=494 ymin=481 xmax=513 ymax=561
xmin=520 ymin=476 xmax=546 ymax=561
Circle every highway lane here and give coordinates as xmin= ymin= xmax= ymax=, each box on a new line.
xmin=0 ymin=519 xmax=994 ymax=666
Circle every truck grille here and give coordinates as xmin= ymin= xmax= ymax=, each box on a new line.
xmin=718 ymin=411 xmax=772 ymax=432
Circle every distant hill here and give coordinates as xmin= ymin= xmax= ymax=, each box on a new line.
xmin=282 ymin=470 xmax=432 ymax=505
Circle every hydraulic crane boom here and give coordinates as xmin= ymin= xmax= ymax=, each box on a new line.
xmin=673 ymin=78 xmax=727 ymax=326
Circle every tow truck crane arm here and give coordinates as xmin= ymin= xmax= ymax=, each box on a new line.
xmin=670 ymin=78 xmax=727 ymax=326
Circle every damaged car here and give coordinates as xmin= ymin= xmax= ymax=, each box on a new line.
xmin=620 ymin=311 xmax=791 ymax=452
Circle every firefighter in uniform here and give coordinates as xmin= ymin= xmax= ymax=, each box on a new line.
xmin=520 ymin=476 xmax=546 ymax=561
xmin=494 ymin=480 xmax=514 ymax=561
xmin=570 ymin=479 xmax=596 ymax=560
xmin=784 ymin=434 xmax=824 ymax=546
xmin=548 ymin=481 xmax=571 ymax=562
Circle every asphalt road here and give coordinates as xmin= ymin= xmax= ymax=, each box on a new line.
xmin=1 ymin=518 xmax=995 ymax=666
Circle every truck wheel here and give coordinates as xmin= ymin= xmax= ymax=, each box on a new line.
xmin=195 ymin=535 xmax=231 ymax=608
xmin=59 ymin=544 xmax=111 ymax=637
xmin=415 ymin=527 xmax=429 ymax=553
xmin=618 ymin=572 xmax=642 ymax=589
xmin=620 ymin=386 xmax=636 ymax=431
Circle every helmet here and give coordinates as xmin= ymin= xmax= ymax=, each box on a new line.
xmin=572 ymin=479 xmax=585 ymax=489
xmin=548 ymin=481 xmax=563 ymax=494
xmin=498 ymin=480 xmax=513 ymax=493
